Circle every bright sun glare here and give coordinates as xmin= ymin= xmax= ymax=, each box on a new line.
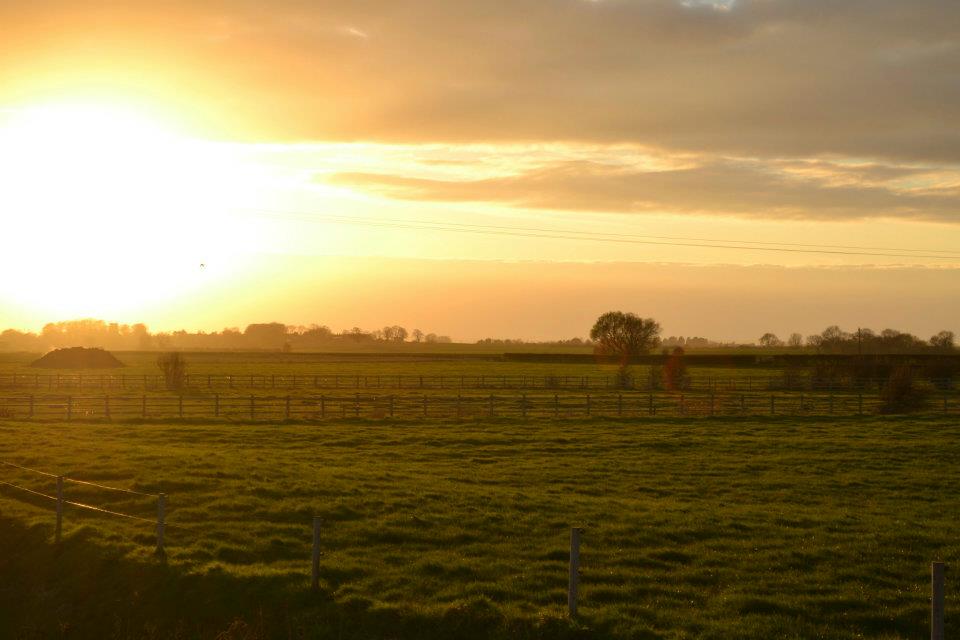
xmin=0 ymin=101 xmax=264 ymax=318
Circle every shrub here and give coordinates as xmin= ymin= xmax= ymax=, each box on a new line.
xmin=157 ymin=352 xmax=188 ymax=391
xmin=879 ymin=366 xmax=928 ymax=414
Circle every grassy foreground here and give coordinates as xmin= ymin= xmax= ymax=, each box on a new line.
xmin=0 ymin=416 xmax=956 ymax=639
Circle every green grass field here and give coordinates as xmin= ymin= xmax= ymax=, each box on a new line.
xmin=0 ymin=415 xmax=956 ymax=639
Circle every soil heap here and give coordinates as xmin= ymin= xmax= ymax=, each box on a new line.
xmin=31 ymin=347 xmax=125 ymax=369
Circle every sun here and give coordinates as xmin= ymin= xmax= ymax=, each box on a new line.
xmin=0 ymin=100 xmax=265 ymax=319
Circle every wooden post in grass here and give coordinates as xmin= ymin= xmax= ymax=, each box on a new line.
xmin=586 ymin=394 xmax=591 ymax=417
xmin=489 ymin=394 xmax=494 ymax=418
xmin=250 ymin=395 xmax=255 ymax=421
xmin=320 ymin=395 xmax=325 ymax=419
xmin=932 ymin=561 xmax=945 ymax=640
xmin=66 ymin=396 xmax=72 ymax=421
xmin=179 ymin=395 xmax=184 ymax=419
xmin=142 ymin=394 xmax=147 ymax=419
xmin=423 ymin=394 xmax=428 ymax=418
xmin=156 ymin=493 xmax=166 ymax=556
xmin=740 ymin=394 xmax=745 ymax=413
xmin=555 ymin=394 xmax=559 ymax=419
xmin=457 ymin=394 xmax=462 ymax=420
xmin=55 ymin=476 xmax=63 ymax=544
xmin=28 ymin=395 xmax=33 ymax=419
xmin=214 ymin=394 xmax=220 ymax=418
xmin=285 ymin=396 xmax=291 ymax=420
xmin=312 ymin=517 xmax=322 ymax=590
xmin=568 ymin=528 xmax=582 ymax=617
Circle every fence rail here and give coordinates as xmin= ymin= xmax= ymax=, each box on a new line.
xmin=0 ymin=372 xmax=954 ymax=393
xmin=0 ymin=460 xmax=166 ymax=551
xmin=0 ymin=390 xmax=956 ymax=421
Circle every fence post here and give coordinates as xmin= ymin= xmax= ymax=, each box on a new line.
xmin=740 ymin=394 xmax=745 ymax=413
xmin=28 ymin=394 xmax=34 ymax=419
xmin=618 ymin=393 xmax=623 ymax=417
xmin=423 ymin=394 xmax=428 ymax=418
xmin=285 ymin=396 xmax=291 ymax=420
xmin=568 ymin=528 xmax=582 ymax=617
xmin=214 ymin=394 xmax=220 ymax=418
xmin=555 ymin=394 xmax=559 ymax=418
xmin=489 ymin=394 xmax=494 ymax=418
xmin=457 ymin=394 xmax=462 ymax=420
xmin=250 ymin=395 xmax=255 ymax=421
xmin=320 ymin=395 xmax=326 ymax=419
xmin=104 ymin=395 xmax=110 ymax=420
xmin=945 ymin=392 xmax=949 ymax=414
xmin=55 ymin=476 xmax=64 ymax=544
xmin=142 ymin=394 xmax=147 ymax=419
xmin=932 ymin=561 xmax=945 ymax=640
xmin=156 ymin=493 xmax=166 ymax=556
xmin=312 ymin=516 xmax=322 ymax=590
xmin=389 ymin=395 xmax=395 ymax=418
xmin=66 ymin=395 xmax=72 ymax=421
xmin=179 ymin=395 xmax=184 ymax=419
xmin=586 ymin=394 xmax=591 ymax=417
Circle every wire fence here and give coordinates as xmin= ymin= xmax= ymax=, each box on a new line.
xmin=0 ymin=372 xmax=954 ymax=393
xmin=0 ymin=460 xmax=167 ymax=551
xmin=0 ymin=390 xmax=956 ymax=421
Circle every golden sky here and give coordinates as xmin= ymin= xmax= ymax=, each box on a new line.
xmin=1 ymin=0 xmax=958 ymax=341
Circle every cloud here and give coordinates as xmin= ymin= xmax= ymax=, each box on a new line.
xmin=327 ymin=158 xmax=960 ymax=222
xmin=3 ymin=0 xmax=960 ymax=164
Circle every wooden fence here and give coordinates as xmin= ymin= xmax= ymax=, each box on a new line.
xmin=0 ymin=390 xmax=956 ymax=421
xmin=0 ymin=372 xmax=954 ymax=393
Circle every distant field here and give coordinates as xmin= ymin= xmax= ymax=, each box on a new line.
xmin=0 ymin=416 xmax=956 ymax=639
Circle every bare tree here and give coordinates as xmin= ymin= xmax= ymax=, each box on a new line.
xmin=788 ymin=333 xmax=803 ymax=348
xmin=930 ymin=330 xmax=955 ymax=351
xmin=590 ymin=312 xmax=661 ymax=363
xmin=157 ymin=352 xmax=188 ymax=391
xmin=412 ymin=329 xmax=424 ymax=343
xmin=758 ymin=333 xmax=783 ymax=348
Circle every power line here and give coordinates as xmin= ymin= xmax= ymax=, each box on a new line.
xmin=242 ymin=208 xmax=960 ymax=261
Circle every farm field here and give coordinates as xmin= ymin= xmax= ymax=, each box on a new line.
xmin=0 ymin=416 xmax=956 ymax=639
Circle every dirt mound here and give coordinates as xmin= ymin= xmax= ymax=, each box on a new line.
xmin=31 ymin=347 xmax=125 ymax=369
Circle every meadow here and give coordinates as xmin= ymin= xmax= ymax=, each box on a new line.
xmin=0 ymin=415 xmax=956 ymax=639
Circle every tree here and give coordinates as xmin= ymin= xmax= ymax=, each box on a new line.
xmin=930 ymin=330 xmax=955 ymax=351
xmin=589 ymin=312 xmax=661 ymax=361
xmin=157 ymin=352 xmax=188 ymax=391
xmin=758 ymin=333 xmax=783 ymax=348
xmin=788 ymin=333 xmax=803 ymax=348
xmin=412 ymin=329 xmax=424 ymax=343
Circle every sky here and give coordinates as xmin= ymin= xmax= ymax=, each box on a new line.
xmin=0 ymin=0 xmax=958 ymax=342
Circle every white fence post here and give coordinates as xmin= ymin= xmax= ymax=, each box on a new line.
xmin=568 ymin=527 xmax=582 ymax=617
xmin=312 ymin=517 xmax=322 ymax=590
xmin=932 ymin=561 xmax=945 ymax=640
xmin=55 ymin=476 xmax=64 ymax=544
xmin=156 ymin=493 xmax=166 ymax=556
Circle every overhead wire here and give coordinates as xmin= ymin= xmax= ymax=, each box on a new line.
xmin=240 ymin=208 xmax=960 ymax=261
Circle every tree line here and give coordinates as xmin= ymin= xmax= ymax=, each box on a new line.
xmin=0 ymin=319 xmax=452 ymax=352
